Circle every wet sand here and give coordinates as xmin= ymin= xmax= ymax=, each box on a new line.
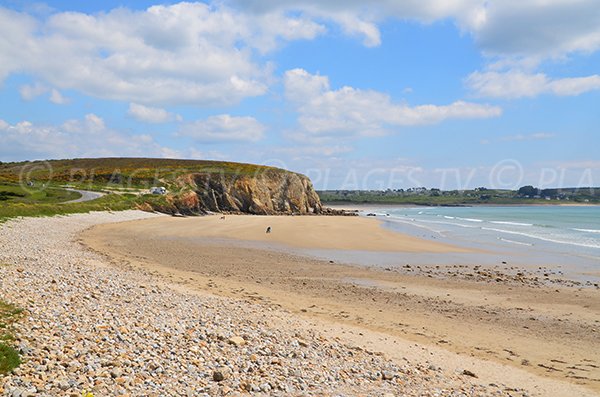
xmin=82 ymin=215 xmax=600 ymax=396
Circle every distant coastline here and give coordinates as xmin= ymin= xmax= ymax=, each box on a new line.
xmin=324 ymin=201 xmax=600 ymax=208
xmin=318 ymin=186 xmax=600 ymax=207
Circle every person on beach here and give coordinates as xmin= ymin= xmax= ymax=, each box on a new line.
xmin=266 ymin=226 xmax=271 ymax=233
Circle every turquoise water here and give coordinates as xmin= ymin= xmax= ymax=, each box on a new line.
xmin=374 ymin=206 xmax=600 ymax=250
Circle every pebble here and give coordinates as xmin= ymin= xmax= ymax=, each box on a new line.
xmin=0 ymin=211 xmax=509 ymax=396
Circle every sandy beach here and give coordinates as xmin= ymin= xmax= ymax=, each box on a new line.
xmin=81 ymin=214 xmax=600 ymax=396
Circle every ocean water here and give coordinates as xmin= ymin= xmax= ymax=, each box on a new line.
xmin=265 ymin=204 xmax=600 ymax=281
xmin=372 ymin=205 xmax=600 ymax=251
xmin=335 ymin=205 xmax=600 ymax=280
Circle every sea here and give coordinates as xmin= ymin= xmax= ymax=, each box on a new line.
xmin=312 ymin=205 xmax=600 ymax=282
xmin=377 ymin=205 xmax=600 ymax=251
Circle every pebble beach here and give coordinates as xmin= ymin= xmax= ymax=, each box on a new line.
xmin=0 ymin=211 xmax=507 ymax=396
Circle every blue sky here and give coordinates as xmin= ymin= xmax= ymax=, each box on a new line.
xmin=0 ymin=0 xmax=599 ymax=189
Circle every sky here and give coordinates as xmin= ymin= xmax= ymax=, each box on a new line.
xmin=0 ymin=0 xmax=599 ymax=190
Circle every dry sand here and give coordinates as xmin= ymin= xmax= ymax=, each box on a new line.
xmin=82 ymin=214 xmax=600 ymax=396
xmin=114 ymin=214 xmax=472 ymax=252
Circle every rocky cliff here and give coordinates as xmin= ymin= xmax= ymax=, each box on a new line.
xmin=168 ymin=170 xmax=323 ymax=215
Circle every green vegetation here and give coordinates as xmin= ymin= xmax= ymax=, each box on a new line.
xmin=0 ymin=158 xmax=285 ymax=191
xmin=319 ymin=186 xmax=600 ymax=206
xmin=0 ymin=193 xmax=170 ymax=223
xmin=0 ymin=183 xmax=81 ymax=204
xmin=0 ymin=157 xmax=296 ymax=222
xmin=0 ymin=300 xmax=23 ymax=375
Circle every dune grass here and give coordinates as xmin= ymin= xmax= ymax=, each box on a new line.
xmin=0 ymin=300 xmax=22 ymax=375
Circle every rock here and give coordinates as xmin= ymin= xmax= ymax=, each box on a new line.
xmin=462 ymin=369 xmax=478 ymax=378
xmin=212 ymin=367 xmax=230 ymax=382
xmin=0 ymin=211 xmax=507 ymax=397
xmin=18 ymin=343 xmax=32 ymax=355
xmin=227 ymin=336 xmax=245 ymax=346
xmin=179 ymin=171 xmax=323 ymax=215
xmin=57 ymin=380 xmax=70 ymax=391
xmin=110 ymin=368 xmax=123 ymax=378
xmin=259 ymin=382 xmax=272 ymax=392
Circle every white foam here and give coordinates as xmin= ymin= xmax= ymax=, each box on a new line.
xmin=490 ymin=221 xmax=532 ymax=226
xmin=383 ymin=217 xmax=445 ymax=235
xmin=482 ymin=227 xmax=600 ymax=249
xmin=572 ymin=228 xmax=600 ymax=233
xmin=457 ymin=217 xmax=483 ymax=223
xmin=498 ymin=237 xmax=533 ymax=246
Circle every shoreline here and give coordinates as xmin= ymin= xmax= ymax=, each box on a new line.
xmin=3 ymin=211 xmax=498 ymax=396
xmin=82 ymin=213 xmax=600 ymax=396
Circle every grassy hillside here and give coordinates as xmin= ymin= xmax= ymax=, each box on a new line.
xmin=0 ymin=158 xmax=285 ymax=189
xmin=0 ymin=183 xmax=81 ymax=204
xmin=0 ymin=158 xmax=303 ymax=221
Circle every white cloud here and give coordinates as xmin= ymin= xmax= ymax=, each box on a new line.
xmin=467 ymin=0 xmax=600 ymax=59
xmin=285 ymin=68 xmax=501 ymax=138
xmin=19 ymin=82 xmax=48 ymax=100
xmin=177 ymin=114 xmax=266 ymax=143
xmin=19 ymin=83 xmax=70 ymax=104
xmin=467 ymin=71 xmax=600 ymax=99
xmin=3 ymin=2 xmax=599 ymax=108
xmin=230 ymin=0 xmax=480 ymax=49
xmin=0 ymin=114 xmax=179 ymax=160
xmin=49 ymin=88 xmax=69 ymax=104
xmin=235 ymin=1 xmax=600 ymax=59
xmin=0 ymin=3 xmax=329 ymax=106
xmin=128 ymin=103 xmax=181 ymax=124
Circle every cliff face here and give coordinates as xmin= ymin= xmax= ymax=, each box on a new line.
xmin=171 ymin=170 xmax=323 ymax=215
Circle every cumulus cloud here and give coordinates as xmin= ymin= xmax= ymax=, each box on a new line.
xmin=285 ymin=68 xmax=501 ymax=138
xmin=0 ymin=3 xmax=328 ymax=106
xmin=19 ymin=83 xmax=70 ymax=104
xmin=230 ymin=0 xmax=480 ymax=48
xmin=49 ymin=89 xmax=69 ymax=104
xmin=19 ymin=82 xmax=48 ymax=100
xmin=232 ymin=1 xmax=600 ymax=100
xmin=128 ymin=103 xmax=181 ymax=124
xmin=231 ymin=0 xmax=600 ymax=59
xmin=177 ymin=114 xmax=266 ymax=143
xmin=3 ymin=2 xmax=599 ymax=107
xmin=0 ymin=114 xmax=179 ymax=161
xmin=466 ymin=71 xmax=600 ymax=99
xmin=468 ymin=0 xmax=600 ymax=59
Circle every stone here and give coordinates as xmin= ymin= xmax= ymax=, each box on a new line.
xmin=462 ymin=369 xmax=478 ymax=378
xmin=110 ymin=368 xmax=123 ymax=378
xmin=212 ymin=369 xmax=229 ymax=382
xmin=227 ymin=336 xmax=245 ymax=346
